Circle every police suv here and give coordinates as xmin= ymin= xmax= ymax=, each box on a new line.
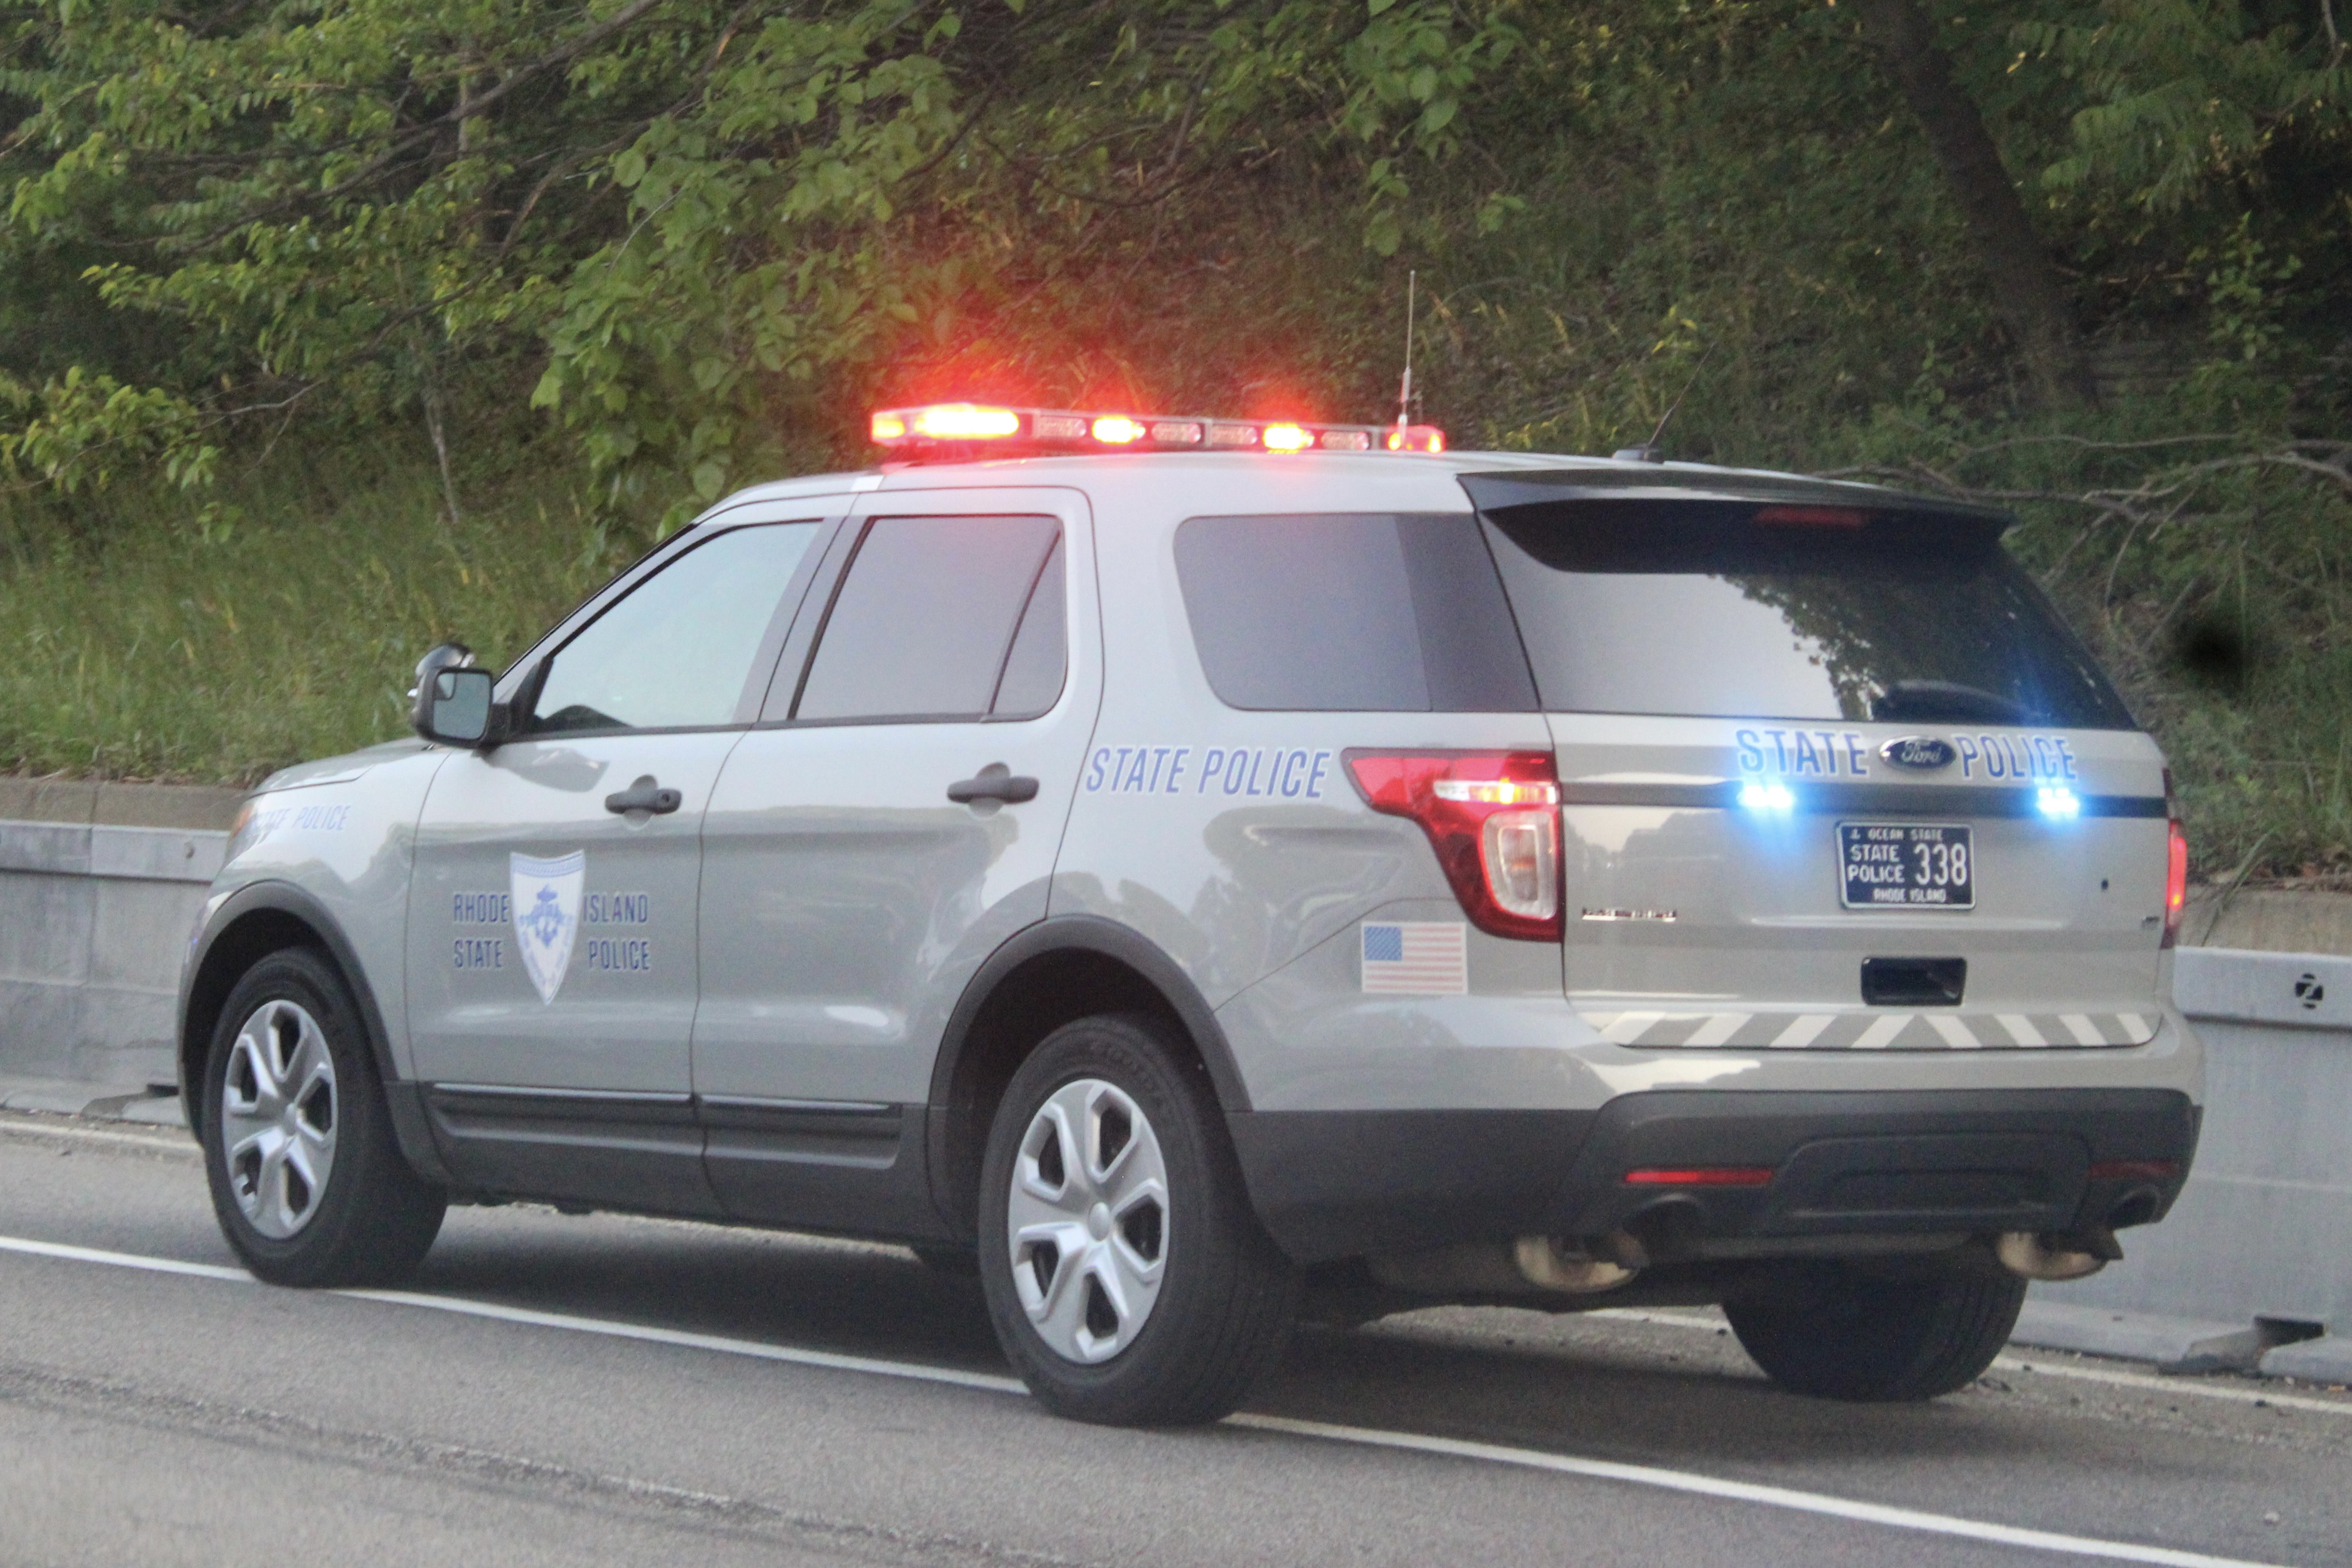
xmin=181 ymin=403 xmax=2200 ymax=1425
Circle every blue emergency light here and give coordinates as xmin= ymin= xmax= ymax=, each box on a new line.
xmin=2036 ymin=786 xmax=2081 ymax=819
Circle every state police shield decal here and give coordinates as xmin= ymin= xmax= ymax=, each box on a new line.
xmin=510 ymin=850 xmax=585 ymax=1005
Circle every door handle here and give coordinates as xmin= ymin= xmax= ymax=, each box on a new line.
xmin=605 ymin=775 xmax=683 ymax=815
xmin=947 ymin=763 xmax=1040 ymax=805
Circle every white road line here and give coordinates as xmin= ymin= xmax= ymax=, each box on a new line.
xmin=0 ymin=1235 xmax=1021 ymax=1393
xmin=0 ymin=1117 xmax=197 ymax=1155
xmin=0 ymin=1234 xmax=250 ymax=1282
xmin=340 ymin=1287 xmax=1028 ymax=1394
xmin=1587 ymin=1307 xmax=2352 ymax=1418
xmin=1232 ymin=1415 xmax=2291 ymax=1568
xmin=0 ymin=1233 xmax=2303 ymax=1568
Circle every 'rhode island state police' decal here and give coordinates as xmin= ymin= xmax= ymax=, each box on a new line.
xmin=510 ymin=851 xmax=585 ymax=1005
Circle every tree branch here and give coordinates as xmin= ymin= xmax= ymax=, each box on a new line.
xmin=1850 ymin=0 xmax=2098 ymax=408
xmin=171 ymin=0 xmax=672 ymax=251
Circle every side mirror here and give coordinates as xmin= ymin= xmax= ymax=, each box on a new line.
xmin=410 ymin=643 xmax=498 ymax=747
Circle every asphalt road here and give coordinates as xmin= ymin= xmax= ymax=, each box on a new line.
xmin=1 ymin=1111 xmax=2345 ymax=1568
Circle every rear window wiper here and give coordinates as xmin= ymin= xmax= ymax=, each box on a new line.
xmin=1869 ymin=680 xmax=2030 ymax=727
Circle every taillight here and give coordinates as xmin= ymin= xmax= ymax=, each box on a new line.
xmin=2162 ymin=818 xmax=2189 ymax=947
xmin=1346 ymin=751 xmax=1562 ymax=940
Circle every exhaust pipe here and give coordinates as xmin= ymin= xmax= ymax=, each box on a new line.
xmin=1515 ymin=1235 xmax=1639 ymax=1294
xmin=1363 ymin=1234 xmax=1644 ymax=1297
xmin=1995 ymin=1227 xmax=2121 ymax=1282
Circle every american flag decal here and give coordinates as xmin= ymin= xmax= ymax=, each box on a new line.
xmin=1361 ymin=922 xmax=1468 ymax=995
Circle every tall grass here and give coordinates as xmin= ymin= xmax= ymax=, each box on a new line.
xmin=0 ymin=453 xmax=636 ymax=784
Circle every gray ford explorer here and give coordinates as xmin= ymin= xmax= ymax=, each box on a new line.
xmin=179 ymin=403 xmax=2201 ymax=1426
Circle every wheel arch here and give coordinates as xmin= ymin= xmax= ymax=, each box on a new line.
xmin=178 ymin=882 xmax=449 ymax=1181
xmin=925 ymin=916 xmax=1250 ymax=1241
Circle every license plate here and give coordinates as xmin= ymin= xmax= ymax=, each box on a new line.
xmin=1838 ymin=822 xmax=1974 ymax=910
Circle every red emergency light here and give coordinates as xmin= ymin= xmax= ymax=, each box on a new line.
xmin=869 ymin=403 xmax=1447 ymax=458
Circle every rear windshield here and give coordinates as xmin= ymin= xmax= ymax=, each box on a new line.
xmin=1479 ymin=500 xmax=2135 ymax=729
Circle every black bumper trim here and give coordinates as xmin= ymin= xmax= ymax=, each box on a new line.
xmin=1229 ymin=1088 xmax=2198 ymax=1265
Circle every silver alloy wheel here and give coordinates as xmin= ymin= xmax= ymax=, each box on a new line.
xmin=1006 ymin=1077 xmax=1170 ymax=1363
xmin=220 ymin=998 xmax=338 ymax=1240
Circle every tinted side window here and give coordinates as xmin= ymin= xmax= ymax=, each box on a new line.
xmin=1173 ymin=513 xmax=1535 ymax=712
xmin=795 ymin=515 xmax=1061 ymax=722
xmin=991 ymin=535 xmax=1067 ymax=719
xmin=531 ymin=521 xmax=821 ymax=734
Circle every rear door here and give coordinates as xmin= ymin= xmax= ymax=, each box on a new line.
xmin=1466 ymin=474 xmax=2172 ymax=1051
xmin=691 ymin=486 xmax=1100 ymax=1228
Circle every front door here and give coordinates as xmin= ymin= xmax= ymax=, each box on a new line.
xmin=693 ymin=487 xmax=1101 ymax=1229
xmin=405 ymin=512 xmax=834 ymax=1211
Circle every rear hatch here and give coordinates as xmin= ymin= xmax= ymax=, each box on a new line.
xmin=1464 ymin=469 xmax=2174 ymax=1051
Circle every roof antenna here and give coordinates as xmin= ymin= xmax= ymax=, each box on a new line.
xmin=1614 ymin=340 xmax=1714 ymax=463
xmin=1395 ymin=269 xmax=1417 ymax=433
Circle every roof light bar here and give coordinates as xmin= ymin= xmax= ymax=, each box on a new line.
xmin=872 ymin=403 xmax=1025 ymax=442
xmin=868 ymin=403 xmax=1449 ymax=460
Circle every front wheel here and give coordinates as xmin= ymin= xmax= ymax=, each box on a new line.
xmin=1726 ymin=1264 xmax=2026 ymax=1402
xmin=201 ymin=948 xmax=446 ymax=1287
xmin=977 ymin=1013 xmax=1297 ymax=1425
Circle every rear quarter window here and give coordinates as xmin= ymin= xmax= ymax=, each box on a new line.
xmin=1173 ymin=513 xmax=1536 ymax=713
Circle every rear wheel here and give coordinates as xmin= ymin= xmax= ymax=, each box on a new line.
xmin=201 ymin=948 xmax=446 ymax=1287
xmin=978 ymin=1013 xmax=1297 ymax=1425
xmin=1726 ymin=1263 xmax=2025 ymax=1402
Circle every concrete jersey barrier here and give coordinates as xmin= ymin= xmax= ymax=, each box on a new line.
xmin=0 ymin=779 xmax=239 ymax=1088
xmin=2020 ymin=945 xmax=2352 ymax=1382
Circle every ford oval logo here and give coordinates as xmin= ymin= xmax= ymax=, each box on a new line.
xmin=1881 ymin=736 xmax=1957 ymax=771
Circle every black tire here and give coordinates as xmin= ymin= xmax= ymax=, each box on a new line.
xmin=200 ymin=947 xmax=446 ymax=1287
xmin=1726 ymin=1263 xmax=2026 ymax=1402
xmin=977 ymin=1013 xmax=1298 ymax=1425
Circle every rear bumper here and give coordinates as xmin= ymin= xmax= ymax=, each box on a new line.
xmin=1227 ymin=1087 xmax=2199 ymax=1265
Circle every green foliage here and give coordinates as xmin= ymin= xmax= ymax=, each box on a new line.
xmin=2023 ymin=0 xmax=2350 ymax=214
xmin=0 ymin=451 xmax=629 ymax=781
xmin=0 ymin=364 xmax=213 ymax=492
xmin=1 ymin=0 xmax=1530 ymax=524
xmin=6 ymin=0 xmax=2343 ymax=493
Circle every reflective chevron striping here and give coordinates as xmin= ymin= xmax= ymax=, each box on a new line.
xmin=1583 ymin=1008 xmax=2161 ymax=1049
